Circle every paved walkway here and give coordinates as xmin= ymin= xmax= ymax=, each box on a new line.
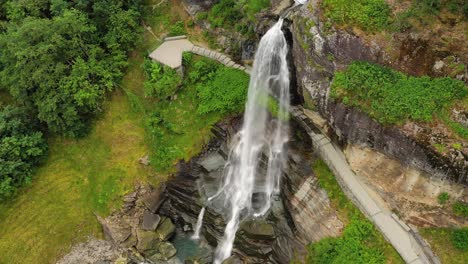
xmin=149 ymin=36 xmax=250 ymax=74
xmin=290 ymin=106 xmax=439 ymax=264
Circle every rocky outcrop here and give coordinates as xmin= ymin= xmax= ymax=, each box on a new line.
xmin=158 ymin=116 xmax=343 ymax=263
xmin=181 ymin=0 xmax=218 ymax=16
xmin=60 ymin=185 xmax=181 ymax=264
xmin=289 ymin=1 xmax=468 ymax=185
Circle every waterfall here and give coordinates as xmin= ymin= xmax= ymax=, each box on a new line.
xmin=191 ymin=207 xmax=205 ymax=240
xmin=204 ymin=19 xmax=291 ymax=264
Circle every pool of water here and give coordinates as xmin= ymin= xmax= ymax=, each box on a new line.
xmin=171 ymin=230 xmax=211 ymax=261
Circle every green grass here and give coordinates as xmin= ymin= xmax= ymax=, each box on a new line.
xmin=0 ymin=1 xmax=188 ymax=263
xmin=0 ymin=90 xmax=156 ymax=264
xmin=321 ymin=0 xmax=391 ymax=31
xmin=307 ymin=159 xmax=404 ymax=264
xmin=420 ymin=228 xmax=468 ymax=264
xmin=146 ymin=55 xmax=249 ymax=172
xmin=331 ymin=61 xmax=468 ymax=137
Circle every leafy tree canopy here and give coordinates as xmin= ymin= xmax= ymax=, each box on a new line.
xmin=0 ymin=106 xmax=47 ymax=199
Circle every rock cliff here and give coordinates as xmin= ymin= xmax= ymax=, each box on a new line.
xmin=289 ymin=1 xmax=467 ymax=185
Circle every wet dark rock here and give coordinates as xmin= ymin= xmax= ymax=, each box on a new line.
xmin=157 ymin=117 xmax=342 ymax=263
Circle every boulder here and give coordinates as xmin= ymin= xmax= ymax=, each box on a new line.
xmin=155 ymin=217 xmax=176 ymax=241
xmin=97 ymin=216 xmax=132 ymax=245
xmin=136 ymin=229 xmax=159 ymax=252
xmin=146 ymin=241 xmax=177 ymax=262
xmin=240 ymin=220 xmax=275 ymax=240
xmin=142 ymin=184 xmax=166 ymax=213
xmin=197 ymin=153 xmax=225 ymax=172
xmin=141 ymin=210 xmax=161 ymax=231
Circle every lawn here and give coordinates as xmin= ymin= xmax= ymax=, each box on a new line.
xmin=0 ymin=89 xmax=156 ymax=264
xmin=420 ymin=228 xmax=468 ymax=264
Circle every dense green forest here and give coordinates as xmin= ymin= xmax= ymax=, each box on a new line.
xmin=0 ymin=0 xmax=142 ymax=199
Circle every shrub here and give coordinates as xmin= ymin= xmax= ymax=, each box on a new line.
xmin=197 ymin=67 xmax=249 ymax=115
xmin=307 ymin=219 xmax=385 ymax=264
xmin=168 ymin=21 xmax=186 ymax=36
xmin=438 ymin=192 xmax=450 ymax=204
xmin=0 ymin=106 xmax=48 ymax=199
xmin=451 ymin=228 xmax=468 ymax=250
xmin=142 ymin=59 xmax=181 ymax=99
xmin=453 ymin=201 xmax=468 ymax=217
xmin=331 ymin=61 xmax=468 ymax=127
xmin=321 ymin=0 xmax=391 ymax=31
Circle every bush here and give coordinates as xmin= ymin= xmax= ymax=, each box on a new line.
xmin=196 ymin=67 xmax=249 ymax=115
xmin=331 ymin=61 xmax=468 ymax=126
xmin=451 ymin=228 xmax=468 ymax=250
xmin=438 ymin=192 xmax=450 ymax=204
xmin=307 ymin=219 xmax=385 ymax=264
xmin=453 ymin=201 xmax=468 ymax=217
xmin=206 ymin=0 xmax=270 ymax=31
xmin=0 ymin=106 xmax=48 ymax=199
xmin=321 ymin=0 xmax=391 ymax=31
xmin=168 ymin=21 xmax=186 ymax=36
xmin=143 ymin=59 xmax=181 ymax=99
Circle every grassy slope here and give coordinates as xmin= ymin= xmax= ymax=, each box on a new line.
xmin=310 ymin=159 xmax=404 ymax=264
xmin=0 ymin=91 xmax=155 ymax=264
xmin=0 ymin=1 xmax=220 ymax=263
xmin=420 ymin=228 xmax=468 ymax=264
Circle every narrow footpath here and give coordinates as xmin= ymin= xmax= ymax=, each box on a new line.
xmin=291 ymin=106 xmax=439 ymax=264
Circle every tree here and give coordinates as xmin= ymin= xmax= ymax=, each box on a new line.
xmin=0 ymin=106 xmax=47 ymax=199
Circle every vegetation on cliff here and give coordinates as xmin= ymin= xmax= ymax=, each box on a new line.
xmin=306 ymin=159 xmax=404 ymax=264
xmin=331 ymin=61 xmax=467 ymax=138
xmin=322 ymin=0 xmax=468 ymax=32
xmin=144 ymin=54 xmax=249 ymax=172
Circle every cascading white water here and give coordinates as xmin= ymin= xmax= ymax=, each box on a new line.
xmin=191 ymin=207 xmax=205 ymax=240
xmin=195 ymin=19 xmax=291 ymax=264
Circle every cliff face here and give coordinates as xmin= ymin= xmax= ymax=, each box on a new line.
xmin=289 ymin=1 xmax=467 ymax=185
xmin=159 ymin=117 xmax=343 ymax=263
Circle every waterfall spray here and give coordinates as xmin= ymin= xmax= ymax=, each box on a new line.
xmin=203 ymin=19 xmax=291 ymax=263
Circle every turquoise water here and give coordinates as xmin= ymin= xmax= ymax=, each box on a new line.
xmin=172 ymin=231 xmax=207 ymax=261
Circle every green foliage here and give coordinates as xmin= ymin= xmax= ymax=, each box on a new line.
xmin=145 ymin=55 xmax=249 ymax=172
xmin=0 ymin=0 xmax=142 ymax=137
xmin=308 ymin=159 xmax=403 ymax=264
xmin=196 ymin=67 xmax=249 ymax=115
xmin=308 ymin=220 xmax=385 ymax=264
xmin=321 ymin=0 xmax=391 ymax=31
xmin=437 ymin=192 xmax=450 ymax=204
xmin=208 ymin=0 xmax=243 ymax=28
xmin=453 ymin=201 xmax=468 ymax=217
xmin=168 ymin=21 xmax=186 ymax=36
xmin=0 ymin=106 xmax=47 ymax=199
xmin=142 ymin=59 xmax=181 ymax=99
xmin=206 ymin=0 xmax=269 ymax=36
xmin=420 ymin=228 xmax=468 ymax=263
xmin=451 ymin=228 xmax=468 ymax=251
xmin=331 ymin=61 xmax=468 ymax=129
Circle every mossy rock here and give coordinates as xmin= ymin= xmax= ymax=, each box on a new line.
xmin=146 ymin=241 xmax=177 ymax=262
xmin=240 ymin=220 xmax=275 ymax=240
xmin=155 ymin=216 xmax=176 ymax=241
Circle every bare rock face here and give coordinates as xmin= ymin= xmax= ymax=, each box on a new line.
xmin=181 ymin=0 xmax=217 ymax=16
xmin=345 ymin=145 xmax=468 ymax=228
xmin=158 ymin=117 xmax=343 ymax=263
